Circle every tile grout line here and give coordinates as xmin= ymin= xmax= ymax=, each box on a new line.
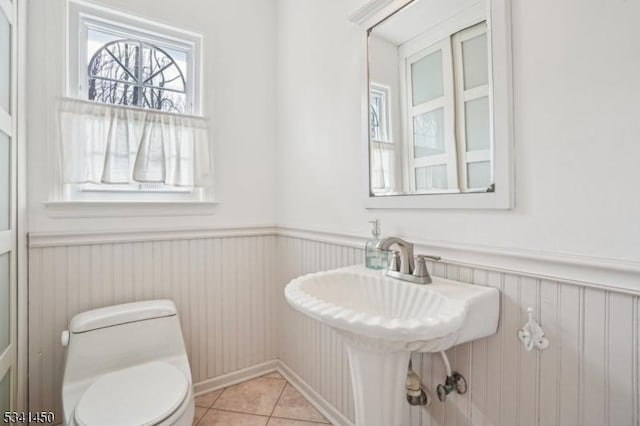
xmin=267 ymin=379 xmax=331 ymax=425
xmin=210 ymin=406 xmax=271 ymax=417
xmin=262 ymin=375 xmax=286 ymax=381
xmin=269 ymin=379 xmax=289 ymax=417
xmin=195 ymin=386 xmax=227 ymax=425
xmin=201 ymin=376 xmax=287 ymax=422
xmin=269 ymin=416 xmax=331 ymax=425
xmin=195 ymin=375 xmax=331 ymax=425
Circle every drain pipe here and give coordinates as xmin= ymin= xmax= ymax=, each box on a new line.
xmin=406 ymin=360 xmax=431 ymax=406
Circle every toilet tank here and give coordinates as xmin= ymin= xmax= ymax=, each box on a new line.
xmin=62 ymin=300 xmax=190 ymax=386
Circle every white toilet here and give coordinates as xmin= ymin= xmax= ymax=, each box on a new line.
xmin=61 ymin=300 xmax=195 ymax=426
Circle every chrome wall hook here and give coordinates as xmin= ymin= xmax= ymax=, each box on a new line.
xmin=517 ymin=307 xmax=549 ymax=351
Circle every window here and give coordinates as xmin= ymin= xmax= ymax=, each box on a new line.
xmin=370 ymin=86 xmax=389 ymax=142
xmin=369 ymin=84 xmax=396 ymax=194
xmin=60 ymin=1 xmax=211 ymax=204
xmin=88 ymin=38 xmax=187 ymax=113
xmin=403 ymin=21 xmax=491 ymax=193
xmin=71 ymin=5 xmax=200 ymax=113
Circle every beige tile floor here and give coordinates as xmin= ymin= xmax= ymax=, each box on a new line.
xmin=193 ymin=372 xmax=332 ymax=426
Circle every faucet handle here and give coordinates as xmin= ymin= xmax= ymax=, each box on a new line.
xmin=413 ymin=255 xmax=439 ymax=283
xmin=418 ymin=255 xmax=441 ymax=262
xmin=388 ymin=250 xmax=401 ymax=272
xmin=413 ymin=256 xmax=429 ymax=277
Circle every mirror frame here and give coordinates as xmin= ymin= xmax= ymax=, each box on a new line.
xmin=355 ymin=0 xmax=514 ymax=209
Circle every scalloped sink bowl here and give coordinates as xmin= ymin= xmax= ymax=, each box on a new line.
xmin=285 ymin=265 xmax=499 ymax=352
xmin=284 ymin=265 xmax=499 ymax=426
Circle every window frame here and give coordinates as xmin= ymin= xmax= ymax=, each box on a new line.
xmin=62 ymin=0 xmax=211 ymax=206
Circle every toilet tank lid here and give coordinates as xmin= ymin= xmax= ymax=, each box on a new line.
xmin=69 ymin=300 xmax=177 ymax=333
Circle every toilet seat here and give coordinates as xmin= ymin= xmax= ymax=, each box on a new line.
xmin=74 ymin=361 xmax=189 ymax=426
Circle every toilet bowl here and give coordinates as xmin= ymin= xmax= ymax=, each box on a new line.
xmin=61 ymin=300 xmax=195 ymax=426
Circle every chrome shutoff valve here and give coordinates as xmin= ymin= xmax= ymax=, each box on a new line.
xmin=436 ymin=372 xmax=467 ymax=402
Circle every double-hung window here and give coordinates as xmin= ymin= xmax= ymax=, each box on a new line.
xmin=60 ymin=1 xmax=210 ymax=203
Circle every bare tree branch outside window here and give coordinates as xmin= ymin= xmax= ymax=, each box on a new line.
xmin=88 ymin=39 xmax=187 ymax=113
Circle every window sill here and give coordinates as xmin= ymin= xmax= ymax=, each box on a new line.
xmin=44 ymin=200 xmax=218 ymax=218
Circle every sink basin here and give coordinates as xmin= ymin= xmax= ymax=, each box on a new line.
xmin=284 ymin=265 xmax=499 ymax=426
xmin=285 ymin=265 xmax=499 ymax=352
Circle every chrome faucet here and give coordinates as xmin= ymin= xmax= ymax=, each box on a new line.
xmin=376 ymin=237 xmax=441 ymax=284
xmin=376 ymin=237 xmax=415 ymax=273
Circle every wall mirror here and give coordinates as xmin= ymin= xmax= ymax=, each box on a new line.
xmin=365 ymin=0 xmax=513 ymax=209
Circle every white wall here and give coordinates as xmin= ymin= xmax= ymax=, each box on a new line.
xmin=275 ymin=0 xmax=640 ymax=262
xmin=27 ymin=0 xmax=277 ymax=233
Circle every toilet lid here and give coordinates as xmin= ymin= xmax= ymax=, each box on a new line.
xmin=74 ymin=361 xmax=189 ymax=426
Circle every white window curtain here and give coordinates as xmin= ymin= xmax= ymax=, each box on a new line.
xmin=58 ymin=97 xmax=212 ymax=187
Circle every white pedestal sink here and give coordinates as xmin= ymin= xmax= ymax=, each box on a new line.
xmin=284 ymin=265 xmax=499 ymax=426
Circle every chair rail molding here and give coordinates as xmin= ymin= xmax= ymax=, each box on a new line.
xmin=27 ymin=224 xmax=640 ymax=295
xmin=277 ymin=226 xmax=640 ymax=296
xmin=28 ymin=225 xmax=278 ymax=247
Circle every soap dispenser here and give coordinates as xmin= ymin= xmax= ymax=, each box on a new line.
xmin=365 ymin=219 xmax=388 ymax=270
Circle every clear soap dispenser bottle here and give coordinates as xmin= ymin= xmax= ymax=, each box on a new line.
xmin=365 ymin=219 xmax=389 ymax=270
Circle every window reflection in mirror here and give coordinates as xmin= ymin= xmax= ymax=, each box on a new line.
xmin=368 ymin=0 xmax=493 ymax=196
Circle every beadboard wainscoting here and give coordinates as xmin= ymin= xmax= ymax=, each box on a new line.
xmin=276 ymin=234 xmax=640 ymax=426
xmin=28 ymin=230 xmax=279 ymax=420
xmin=26 ymin=227 xmax=640 ymax=426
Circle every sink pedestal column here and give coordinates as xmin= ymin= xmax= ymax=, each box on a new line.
xmin=346 ymin=343 xmax=410 ymax=426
